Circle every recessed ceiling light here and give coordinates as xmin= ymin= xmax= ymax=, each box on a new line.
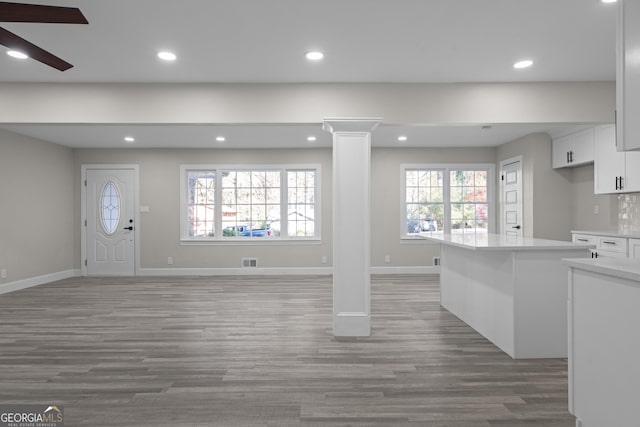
xmin=157 ymin=51 xmax=177 ymax=61
xmin=398 ymin=135 xmax=408 ymax=142
xmin=601 ymin=0 xmax=617 ymax=3
xmin=305 ymin=51 xmax=324 ymax=61
xmin=124 ymin=136 xmax=135 ymax=143
xmin=215 ymin=136 xmax=226 ymax=142
xmin=307 ymin=136 xmax=317 ymax=142
xmin=7 ymin=50 xmax=28 ymax=59
xmin=513 ymin=60 xmax=533 ymax=69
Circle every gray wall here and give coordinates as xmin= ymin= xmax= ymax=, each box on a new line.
xmin=73 ymin=148 xmax=333 ymax=271
xmin=371 ymin=147 xmax=496 ymax=268
xmin=570 ymin=164 xmax=618 ymax=232
xmin=0 ymin=128 xmax=625 ymax=284
xmin=0 ymin=82 xmax=615 ymax=125
xmin=72 ymin=145 xmax=497 ymax=271
xmin=0 ymin=129 xmax=75 ymax=284
xmin=0 ymin=80 xmax=622 ymax=284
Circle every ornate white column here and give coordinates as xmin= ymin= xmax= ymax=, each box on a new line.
xmin=323 ymin=118 xmax=381 ymax=337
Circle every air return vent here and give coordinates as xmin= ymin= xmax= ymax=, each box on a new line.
xmin=242 ymin=258 xmax=258 ymax=268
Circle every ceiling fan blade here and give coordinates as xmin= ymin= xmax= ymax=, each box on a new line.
xmin=0 ymin=2 xmax=87 ymax=24
xmin=0 ymin=26 xmax=72 ymax=70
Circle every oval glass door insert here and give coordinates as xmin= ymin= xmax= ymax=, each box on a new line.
xmin=101 ymin=181 xmax=121 ymax=235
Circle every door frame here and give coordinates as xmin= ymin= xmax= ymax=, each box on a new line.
xmin=498 ymin=156 xmax=523 ymax=237
xmin=81 ymin=164 xmax=140 ymax=276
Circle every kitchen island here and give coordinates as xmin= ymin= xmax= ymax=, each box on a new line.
xmin=422 ymin=233 xmax=592 ymax=359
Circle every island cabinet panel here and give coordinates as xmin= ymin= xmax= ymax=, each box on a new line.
xmin=439 ymin=245 xmax=515 ymax=355
xmin=426 ymin=234 xmax=592 ymax=359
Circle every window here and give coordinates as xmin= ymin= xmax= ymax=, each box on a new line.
xmin=449 ymin=169 xmax=489 ymax=234
xmin=405 ymin=169 xmax=444 ymax=234
xmin=287 ymin=170 xmax=316 ymax=237
xmin=402 ymin=164 xmax=494 ymax=237
xmin=186 ymin=170 xmax=216 ymax=237
xmin=101 ymin=181 xmax=121 ymax=235
xmin=181 ymin=165 xmax=320 ymax=241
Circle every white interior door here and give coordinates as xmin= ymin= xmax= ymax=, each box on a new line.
xmin=86 ymin=168 xmax=136 ymax=275
xmin=500 ymin=158 xmax=523 ymax=238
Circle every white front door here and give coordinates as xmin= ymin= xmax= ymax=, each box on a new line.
xmin=85 ymin=168 xmax=136 ymax=275
xmin=500 ymin=157 xmax=523 ymax=238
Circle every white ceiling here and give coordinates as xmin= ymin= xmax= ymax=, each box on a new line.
xmin=0 ymin=0 xmax=617 ymax=148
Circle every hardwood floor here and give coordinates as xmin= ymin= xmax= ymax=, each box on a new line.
xmin=0 ymin=275 xmax=575 ymax=426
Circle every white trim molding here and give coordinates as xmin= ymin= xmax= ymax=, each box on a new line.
xmin=138 ymin=267 xmax=333 ymax=276
xmin=370 ymin=266 xmax=439 ymax=275
xmin=0 ymin=269 xmax=81 ymax=295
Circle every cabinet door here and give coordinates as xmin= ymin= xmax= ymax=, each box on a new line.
xmin=594 ymin=125 xmax=625 ymax=194
xmin=628 ymin=238 xmax=640 ymax=258
xmin=623 ymin=151 xmax=640 ymax=192
xmin=552 ymin=128 xmax=594 ymax=169
xmin=552 ymin=135 xmax=572 ymax=168
xmin=570 ymin=128 xmax=595 ymax=166
xmin=617 ymin=0 xmax=640 ymax=151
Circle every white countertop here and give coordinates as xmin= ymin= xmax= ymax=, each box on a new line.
xmin=421 ymin=233 xmax=595 ymax=251
xmin=572 ymin=229 xmax=640 ymax=239
xmin=565 ymin=257 xmax=640 ymax=284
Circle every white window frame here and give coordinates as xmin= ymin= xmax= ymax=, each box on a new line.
xmin=180 ymin=164 xmax=321 ymax=243
xmin=400 ymin=163 xmax=495 ymax=239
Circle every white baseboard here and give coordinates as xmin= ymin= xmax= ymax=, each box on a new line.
xmin=139 ymin=266 xmax=438 ymax=276
xmin=0 ymin=269 xmax=81 ymax=295
xmin=370 ymin=266 xmax=439 ymax=275
xmin=138 ymin=266 xmax=334 ymax=276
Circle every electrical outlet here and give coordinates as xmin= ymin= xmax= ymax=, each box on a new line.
xmin=167 ymin=257 xmax=173 ymax=265
xmin=321 ymin=256 xmax=327 ymax=264
xmin=1 ymin=269 xmax=7 ymax=279
xmin=593 ymin=204 xmax=599 ymax=215
xmin=385 ymin=255 xmax=391 ymax=263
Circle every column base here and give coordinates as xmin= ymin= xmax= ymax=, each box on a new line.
xmin=333 ymin=312 xmax=370 ymax=337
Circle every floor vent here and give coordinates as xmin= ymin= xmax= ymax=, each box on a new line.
xmin=433 ymin=256 xmax=441 ymax=266
xmin=242 ymin=258 xmax=258 ymax=268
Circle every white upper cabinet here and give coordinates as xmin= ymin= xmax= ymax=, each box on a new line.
xmin=594 ymin=124 xmax=640 ymax=194
xmin=551 ymin=128 xmax=594 ymax=169
xmin=617 ymin=0 xmax=640 ymax=151
xmin=595 ymin=125 xmax=625 ymax=193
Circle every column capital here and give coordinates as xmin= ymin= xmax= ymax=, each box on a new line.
xmin=322 ymin=117 xmax=382 ymax=133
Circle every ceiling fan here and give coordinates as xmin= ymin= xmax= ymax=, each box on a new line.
xmin=0 ymin=1 xmax=88 ymax=71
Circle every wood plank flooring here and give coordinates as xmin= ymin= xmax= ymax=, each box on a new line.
xmin=0 ymin=275 xmax=575 ymax=426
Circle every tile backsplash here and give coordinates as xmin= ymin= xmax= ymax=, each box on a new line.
xmin=618 ymin=194 xmax=640 ymax=233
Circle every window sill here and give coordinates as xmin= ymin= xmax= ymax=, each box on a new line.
xmin=180 ymin=238 xmax=322 ymax=246
xmin=401 ymin=235 xmax=440 ymax=244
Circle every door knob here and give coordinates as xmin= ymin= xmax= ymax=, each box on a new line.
xmin=512 ymin=225 xmax=521 ymax=229
xmin=123 ymin=226 xmax=133 ymax=231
